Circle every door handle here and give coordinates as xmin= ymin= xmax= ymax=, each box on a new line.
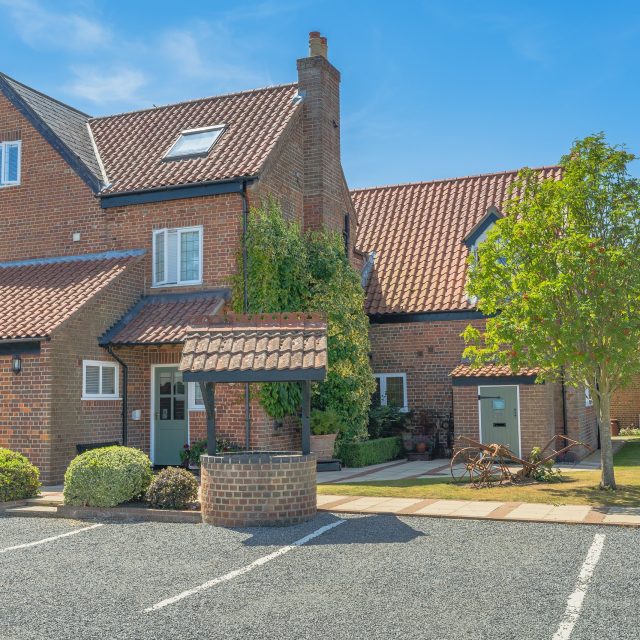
xmin=155 ymin=412 xmax=159 ymax=420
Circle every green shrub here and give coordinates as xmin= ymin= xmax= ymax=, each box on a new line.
xmin=367 ymin=406 xmax=411 ymax=439
xmin=620 ymin=427 xmax=640 ymax=436
xmin=337 ymin=436 xmax=403 ymax=468
xmin=0 ymin=448 xmax=40 ymax=502
xmin=146 ymin=467 xmax=199 ymax=510
xmin=63 ymin=446 xmax=153 ymax=507
xmin=311 ymin=408 xmax=345 ymax=435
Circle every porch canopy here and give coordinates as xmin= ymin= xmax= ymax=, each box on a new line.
xmin=178 ymin=312 xmax=327 ymax=455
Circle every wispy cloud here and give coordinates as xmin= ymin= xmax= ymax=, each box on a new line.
xmin=0 ymin=0 xmax=110 ymax=52
xmin=66 ymin=66 xmax=147 ymax=105
xmin=158 ymin=22 xmax=268 ymax=88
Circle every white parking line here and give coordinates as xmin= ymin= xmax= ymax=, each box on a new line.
xmin=552 ymin=533 xmax=605 ymax=640
xmin=145 ymin=519 xmax=346 ymax=612
xmin=0 ymin=523 xmax=103 ymax=554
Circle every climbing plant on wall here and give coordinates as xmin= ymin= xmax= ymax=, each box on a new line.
xmin=232 ymin=197 xmax=375 ymax=440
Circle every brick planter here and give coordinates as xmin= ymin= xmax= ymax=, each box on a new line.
xmin=200 ymin=451 xmax=317 ymax=527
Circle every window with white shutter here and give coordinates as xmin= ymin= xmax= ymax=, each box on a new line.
xmin=82 ymin=360 xmax=119 ymax=399
xmin=0 ymin=140 xmax=21 ymax=187
xmin=152 ymin=226 xmax=202 ymax=287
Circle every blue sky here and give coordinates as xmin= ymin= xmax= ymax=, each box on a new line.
xmin=1 ymin=0 xmax=639 ymax=187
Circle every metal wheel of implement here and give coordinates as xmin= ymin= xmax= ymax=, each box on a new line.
xmin=450 ymin=447 xmax=483 ymax=484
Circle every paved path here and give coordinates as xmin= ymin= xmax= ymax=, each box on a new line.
xmin=317 ymin=456 xmax=605 ymax=484
xmin=1 ymin=514 xmax=637 ymax=639
xmin=318 ymin=494 xmax=640 ymax=526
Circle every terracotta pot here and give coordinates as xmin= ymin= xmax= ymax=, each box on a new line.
xmin=611 ymin=419 xmax=620 ymax=437
xmin=310 ymin=433 xmax=338 ymax=461
xmin=415 ymin=441 xmax=427 ymax=454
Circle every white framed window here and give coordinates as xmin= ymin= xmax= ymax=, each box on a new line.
xmin=152 ymin=226 xmax=203 ymax=287
xmin=585 ymin=387 xmax=593 ymax=407
xmin=373 ymin=373 xmax=408 ymax=412
xmin=0 ymin=140 xmax=21 ymax=187
xmin=164 ymin=125 xmax=225 ymax=160
xmin=188 ymin=382 xmax=204 ymax=411
xmin=82 ymin=360 xmax=119 ymax=400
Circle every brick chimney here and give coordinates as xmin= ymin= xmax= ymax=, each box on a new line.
xmin=297 ymin=31 xmax=345 ymax=234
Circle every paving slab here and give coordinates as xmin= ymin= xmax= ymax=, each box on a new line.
xmin=504 ymin=503 xmax=556 ymax=520
xmin=412 ymin=500 xmax=472 ymax=516
xmin=449 ymin=500 xmax=504 ymax=517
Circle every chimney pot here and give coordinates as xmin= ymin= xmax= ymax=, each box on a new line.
xmin=308 ymin=31 xmax=327 ymax=58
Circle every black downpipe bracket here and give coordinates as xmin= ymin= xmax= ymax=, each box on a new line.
xmin=105 ymin=345 xmax=128 ymax=446
xmin=241 ymin=181 xmax=251 ymax=450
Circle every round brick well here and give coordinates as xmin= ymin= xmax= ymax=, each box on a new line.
xmin=200 ymin=451 xmax=317 ymax=527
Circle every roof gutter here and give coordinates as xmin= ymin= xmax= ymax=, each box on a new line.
xmin=99 ymin=176 xmax=258 ymax=209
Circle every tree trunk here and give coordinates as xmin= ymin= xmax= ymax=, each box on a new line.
xmin=598 ymin=391 xmax=617 ymax=490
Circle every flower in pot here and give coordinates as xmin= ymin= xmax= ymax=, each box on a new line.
xmin=310 ymin=408 xmax=344 ymax=461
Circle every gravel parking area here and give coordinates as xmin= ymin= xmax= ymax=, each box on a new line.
xmin=0 ymin=513 xmax=636 ymax=639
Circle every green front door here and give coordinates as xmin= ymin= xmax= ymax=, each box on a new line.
xmin=479 ymin=385 xmax=520 ymax=456
xmin=154 ymin=367 xmax=187 ymax=465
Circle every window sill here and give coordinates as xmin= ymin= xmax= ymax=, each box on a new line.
xmin=189 ymin=406 xmax=205 ymax=412
xmin=0 ymin=182 xmax=20 ymax=189
xmin=81 ymin=396 xmax=121 ymax=401
xmin=151 ymin=280 xmax=203 ymax=289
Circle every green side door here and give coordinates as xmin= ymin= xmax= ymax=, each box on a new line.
xmin=154 ymin=367 xmax=187 ymax=465
xmin=479 ymin=385 xmax=520 ymax=456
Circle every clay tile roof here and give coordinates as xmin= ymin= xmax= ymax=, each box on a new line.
xmin=0 ymin=250 xmax=144 ymax=341
xmin=89 ymin=83 xmax=301 ymax=194
xmin=450 ymin=364 xmax=540 ymax=378
xmin=179 ymin=312 xmax=327 ymax=381
xmin=102 ymin=291 xmax=229 ymax=346
xmin=352 ymin=166 xmax=563 ymax=316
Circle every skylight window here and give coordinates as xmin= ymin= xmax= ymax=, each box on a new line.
xmin=164 ymin=125 xmax=225 ymax=160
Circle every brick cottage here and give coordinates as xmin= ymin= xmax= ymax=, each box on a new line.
xmin=0 ymin=32 xmax=631 ymax=483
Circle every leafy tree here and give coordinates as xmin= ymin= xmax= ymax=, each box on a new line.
xmin=232 ymin=197 xmax=375 ymax=440
xmin=463 ymin=134 xmax=640 ymax=490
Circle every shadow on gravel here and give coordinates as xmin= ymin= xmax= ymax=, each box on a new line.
xmin=242 ymin=513 xmax=426 ymax=547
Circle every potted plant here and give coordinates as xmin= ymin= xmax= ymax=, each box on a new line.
xmin=310 ymin=409 xmax=344 ymax=461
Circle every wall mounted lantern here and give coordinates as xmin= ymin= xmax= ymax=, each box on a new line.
xmin=11 ymin=354 xmax=21 ymax=374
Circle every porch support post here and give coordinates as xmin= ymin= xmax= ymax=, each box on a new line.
xmin=301 ymin=380 xmax=311 ymax=455
xmin=200 ymin=381 xmax=217 ymax=455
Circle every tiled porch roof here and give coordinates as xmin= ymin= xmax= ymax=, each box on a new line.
xmin=450 ymin=364 xmax=540 ymax=378
xmin=179 ymin=313 xmax=327 ymax=381
xmin=0 ymin=250 xmax=144 ymax=341
xmin=102 ymin=290 xmax=229 ymax=346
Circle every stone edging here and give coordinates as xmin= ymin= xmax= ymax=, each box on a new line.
xmin=57 ymin=504 xmax=201 ymax=523
xmin=0 ymin=499 xmax=28 ymax=512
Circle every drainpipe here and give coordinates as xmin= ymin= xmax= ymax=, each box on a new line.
xmin=561 ymin=369 xmax=568 ymax=438
xmin=241 ymin=181 xmax=251 ymax=450
xmin=105 ymin=345 xmax=128 ymax=446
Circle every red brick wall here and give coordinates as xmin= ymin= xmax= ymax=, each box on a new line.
xmin=369 ymin=318 xmax=486 ymax=423
xmin=46 ymin=259 xmax=146 ymax=482
xmin=612 ymin=376 xmax=640 ymax=430
xmin=0 ymin=345 xmax=52 ymax=481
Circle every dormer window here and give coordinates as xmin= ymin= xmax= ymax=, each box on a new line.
xmin=0 ymin=140 xmax=21 ymax=187
xmin=164 ymin=125 xmax=225 ymax=160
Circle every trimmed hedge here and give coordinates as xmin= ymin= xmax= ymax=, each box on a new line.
xmin=146 ymin=467 xmax=198 ymax=510
xmin=336 ymin=436 xmax=403 ymax=468
xmin=0 ymin=448 xmax=40 ymax=502
xmin=64 ymin=446 xmax=153 ymax=507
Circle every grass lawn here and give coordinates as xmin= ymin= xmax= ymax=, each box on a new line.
xmin=318 ymin=442 xmax=640 ymax=508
